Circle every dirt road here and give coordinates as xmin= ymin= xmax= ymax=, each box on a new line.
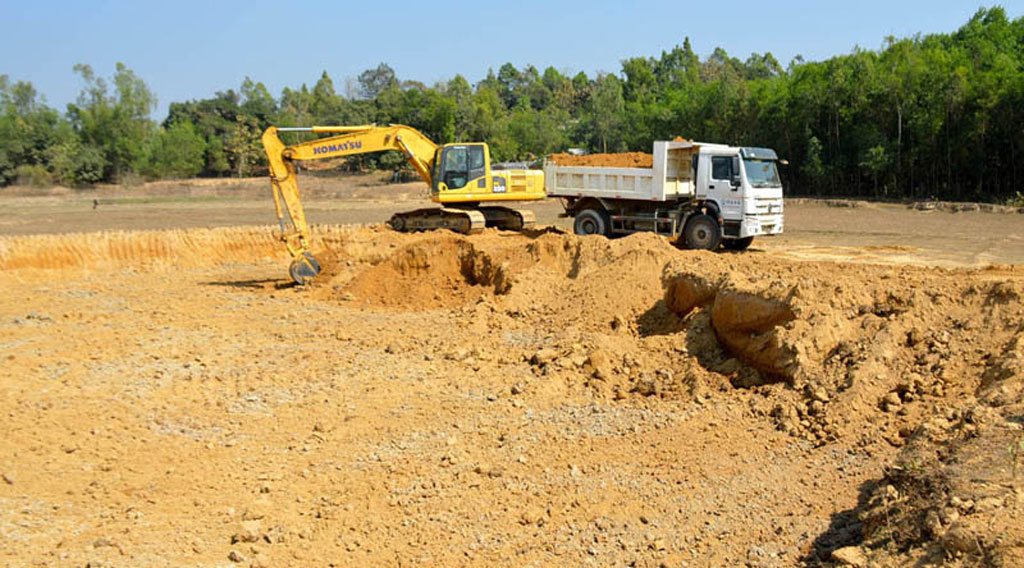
xmin=1 ymin=180 xmax=1023 ymax=566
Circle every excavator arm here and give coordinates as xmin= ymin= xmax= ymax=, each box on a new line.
xmin=262 ymin=125 xmax=440 ymax=283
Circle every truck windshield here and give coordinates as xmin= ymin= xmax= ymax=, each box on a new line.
xmin=743 ymin=159 xmax=780 ymax=187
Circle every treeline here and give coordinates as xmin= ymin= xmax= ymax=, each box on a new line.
xmin=2 ymin=7 xmax=1023 ymax=201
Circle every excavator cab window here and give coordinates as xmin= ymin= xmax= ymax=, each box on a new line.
xmin=467 ymin=146 xmax=485 ymax=180
xmin=437 ymin=145 xmax=485 ymax=190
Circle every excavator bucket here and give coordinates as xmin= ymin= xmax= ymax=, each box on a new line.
xmin=289 ymin=252 xmax=321 ymax=285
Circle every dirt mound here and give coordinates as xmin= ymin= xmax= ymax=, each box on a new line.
xmin=548 ymin=152 xmax=653 ymax=168
xmin=319 ymin=229 xmax=679 ymax=315
xmin=328 ymin=235 xmax=500 ymax=308
xmin=308 ymin=230 xmax=1024 ymax=435
xmin=662 ymin=261 xmax=1024 ymax=451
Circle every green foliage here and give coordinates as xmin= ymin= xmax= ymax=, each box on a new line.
xmin=46 ymin=139 xmax=105 ymax=185
xmin=582 ymin=73 xmax=626 ymax=153
xmin=357 ymin=63 xmax=397 ymax=100
xmin=861 ymin=145 xmax=890 ymax=195
xmin=224 ymin=115 xmax=262 ymax=178
xmin=421 ymin=92 xmax=456 ymax=144
xmin=15 ymin=164 xmax=50 ymax=187
xmin=801 ymin=135 xmax=826 ymax=192
xmin=67 ymin=63 xmax=157 ymax=180
xmin=142 ymin=121 xmax=207 ymax=179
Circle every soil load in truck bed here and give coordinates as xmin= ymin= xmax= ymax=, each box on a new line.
xmin=547 ymin=152 xmax=654 ymax=168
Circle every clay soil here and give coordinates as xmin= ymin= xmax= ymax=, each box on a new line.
xmin=548 ymin=152 xmax=654 ymax=168
xmin=1 ymin=180 xmax=1024 ymax=567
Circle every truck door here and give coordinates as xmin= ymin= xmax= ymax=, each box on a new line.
xmin=708 ymin=155 xmax=743 ymax=219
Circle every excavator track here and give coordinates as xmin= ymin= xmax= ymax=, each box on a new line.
xmin=388 ymin=208 xmax=486 ymax=235
xmin=478 ymin=206 xmax=536 ymax=230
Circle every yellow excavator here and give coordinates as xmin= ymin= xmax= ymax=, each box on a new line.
xmin=262 ymin=125 xmax=545 ymax=284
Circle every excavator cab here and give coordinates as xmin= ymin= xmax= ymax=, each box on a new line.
xmin=429 ymin=142 xmax=543 ymax=205
xmin=432 ymin=144 xmax=489 ymax=193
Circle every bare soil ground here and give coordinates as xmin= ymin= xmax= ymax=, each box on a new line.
xmin=1 ymin=178 xmax=1023 ymax=567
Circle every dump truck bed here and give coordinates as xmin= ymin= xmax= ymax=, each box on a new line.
xmin=545 ymin=141 xmax=699 ymax=202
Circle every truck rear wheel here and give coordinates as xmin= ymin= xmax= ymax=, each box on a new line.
xmin=682 ymin=214 xmax=721 ymax=250
xmin=574 ymin=209 xmax=610 ymax=237
xmin=722 ymin=236 xmax=754 ymax=251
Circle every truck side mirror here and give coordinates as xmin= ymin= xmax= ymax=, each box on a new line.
xmin=730 ymin=157 xmax=742 ymax=188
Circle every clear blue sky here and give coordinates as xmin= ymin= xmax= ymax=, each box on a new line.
xmin=3 ymin=1 xmax=1022 ymax=121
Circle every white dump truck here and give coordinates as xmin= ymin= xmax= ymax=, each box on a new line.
xmin=544 ymin=140 xmax=785 ymax=250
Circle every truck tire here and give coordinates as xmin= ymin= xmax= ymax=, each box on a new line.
xmin=574 ymin=209 xmax=610 ymax=237
xmin=722 ymin=236 xmax=754 ymax=251
xmin=682 ymin=214 xmax=721 ymax=250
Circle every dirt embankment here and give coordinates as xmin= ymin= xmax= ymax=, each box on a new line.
xmin=1 ymin=225 xmax=1022 ymax=566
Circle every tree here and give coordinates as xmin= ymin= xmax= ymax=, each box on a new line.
xmin=743 ymin=53 xmax=783 ymax=79
xmin=67 ymin=62 xmax=156 ymax=181
xmin=357 ymin=63 xmax=397 ymax=99
xmin=164 ymin=89 xmax=240 ymax=176
xmin=801 ymin=135 xmax=826 ymax=193
xmin=240 ymin=77 xmax=276 ymax=126
xmin=496 ymin=63 xmax=522 ymax=108
xmin=311 ymin=71 xmax=341 ymax=123
xmin=446 ymin=75 xmax=474 ymax=140
xmin=584 ymin=74 xmax=625 ymax=153
xmin=142 ymin=121 xmax=207 ymax=179
xmin=225 ymin=115 xmax=262 ymax=177
xmin=0 ymin=77 xmax=65 ymax=185
xmin=46 ymin=138 xmax=105 ymax=185
xmin=421 ymin=92 xmax=456 ymax=144
xmin=860 ymin=144 xmax=889 ymax=196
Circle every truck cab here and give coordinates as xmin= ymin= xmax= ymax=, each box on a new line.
xmin=695 ymin=146 xmax=784 ymax=244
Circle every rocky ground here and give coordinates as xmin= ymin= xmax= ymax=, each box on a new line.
xmin=1 ymin=222 xmax=1022 ymax=567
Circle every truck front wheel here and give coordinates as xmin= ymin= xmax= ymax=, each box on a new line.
xmin=682 ymin=214 xmax=722 ymax=250
xmin=574 ymin=209 xmax=610 ymax=237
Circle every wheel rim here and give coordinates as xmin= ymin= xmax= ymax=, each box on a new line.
xmin=579 ymin=218 xmax=598 ymax=235
xmin=690 ymin=222 xmax=713 ymax=248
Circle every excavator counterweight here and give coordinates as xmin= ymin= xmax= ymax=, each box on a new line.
xmin=262 ymin=125 xmax=544 ymax=284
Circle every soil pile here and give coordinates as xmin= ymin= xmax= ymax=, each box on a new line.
xmin=317 ymin=229 xmax=1024 ymax=454
xmin=547 ymin=152 xmax=653 ymax=168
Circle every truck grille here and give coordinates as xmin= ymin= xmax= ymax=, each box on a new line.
xmin=755 ymin=198 xmax=783 ymax=216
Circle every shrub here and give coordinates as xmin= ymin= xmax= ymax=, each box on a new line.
xmin=46 ymin=141 xmax=105 ymax=186
xmin=15 ymin=164 xmax=50 ymax=187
